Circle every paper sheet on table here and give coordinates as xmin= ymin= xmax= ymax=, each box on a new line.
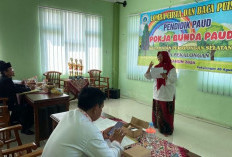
xmin=93 ymin=117 xmax=117 ymax=131
xmin=18 ymin=89 xmax=40 ymax=95
xmin=151 ymin=67 xmax=164 ymax=79
xmin=121 ymin=136 xmax=137 ymax=147
xmin=93 ymin=117 xmax=137 ymax=148
xmin=16 ymin=89 xmax=40 ymax=104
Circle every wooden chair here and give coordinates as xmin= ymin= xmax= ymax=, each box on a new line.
xmin=88 ymin=69 xmax=110 ymax=98
xmin=0 ymin=98 xmax=8 ymax=106
xmin=0 ymin=140 xmax=3 ymax=157
xmin=21 ymin=148 xmax=43 ymax=157
xmin=0 ymin=98 xmax=10 ymax=129
xmin=0 ymin=125 xmax=42 ymax=157
xmin=0 ymin=139 xmax=37 ymax=157
xmin=43 ymin=71 xmax=62 ymax=88
xmin=0 ymin=124 xmax=22 ymax=149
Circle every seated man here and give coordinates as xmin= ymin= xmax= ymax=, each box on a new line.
xmin=42 ymin=87 xmax=125 ymax=157
xmin=0 ymin=60 xmax=34 ymax=135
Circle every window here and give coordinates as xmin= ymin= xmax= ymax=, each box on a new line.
xmin=39 ymin=7 xmax=102 ymax=74
xmin=127 ymin=15 xmax=150 ymax=81
xmin=198 ymin=71 xmax=232 ymax=96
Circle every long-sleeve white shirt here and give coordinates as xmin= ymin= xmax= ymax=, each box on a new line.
xmin=144 ymin=68 xmax=177 ymax=101
xmin=42 ymin=109 xmax=123 ymax=157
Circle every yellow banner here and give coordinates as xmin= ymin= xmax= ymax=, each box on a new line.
xmin=139 ymin=0 xmax=232 ymax=74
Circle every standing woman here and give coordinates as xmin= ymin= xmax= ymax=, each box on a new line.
xmin=144 ymin=51 xmax=177 ymax=135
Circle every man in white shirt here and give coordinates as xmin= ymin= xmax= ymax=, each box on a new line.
xmin=42 ymin=87 xmax=125 ymax=157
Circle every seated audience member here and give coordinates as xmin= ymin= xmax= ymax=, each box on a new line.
xmin=0 ymin=60 xmax=34 ymax=135
xmin=42 ymin=87 xmax=125 ymax=157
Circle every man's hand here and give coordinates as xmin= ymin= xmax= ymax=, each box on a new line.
xmin=102 ymin=126 xmax=113 ymax=140
xmin=109 ymin=129 xmax=126 ymax=144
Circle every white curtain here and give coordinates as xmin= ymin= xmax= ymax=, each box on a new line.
xmin=39 ymin=7 xmax=102 ymax=74
xmin=127 ymin=15 xmax=149 ymax=81
xmin=198 ymin=71 xmax=232 ymax=96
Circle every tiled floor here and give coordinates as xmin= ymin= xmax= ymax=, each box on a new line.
xmin=15 ymin=97 xmax=232 ymax=157
xmin=102 ymin=97 xmax=232 ymax=157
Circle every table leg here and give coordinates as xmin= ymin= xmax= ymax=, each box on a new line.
xmin=66 ymin=102 xmax=70 ymax=111
xmin=34 ymin=106 xmax=40 ymax=147
xmin=64 ymin=81 xmax=69 ymax=94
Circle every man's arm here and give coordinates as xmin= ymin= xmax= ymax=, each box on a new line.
xmin=84 ymin=132 xmax=123 ymax=157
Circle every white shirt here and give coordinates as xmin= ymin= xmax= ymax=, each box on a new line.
xmin=144 ymin=68 xmax=177 ymax=101
xmin=42 ymin=109 xmax=123 ymax=157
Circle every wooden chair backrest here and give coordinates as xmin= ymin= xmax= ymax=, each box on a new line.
xmin=0 ymin=98 xmax=10 ymax=128
xmin=0 ymin=124 xmax=22 ymax=149
xmin=88 ymin=69 xmax=101 ymax=86
xmin=21 ymin=148 xmax=43 ymax=157
xmin=87 ymin=69 xmax=110 ymax=98
xmin=43 ymin=71 xmax=62 ymax=88
xmin=1 ymin=142 xmax=37 ymax=157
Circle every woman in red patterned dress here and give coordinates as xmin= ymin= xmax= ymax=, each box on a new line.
xmin=145 ymin=51 xmax=177 ymax=135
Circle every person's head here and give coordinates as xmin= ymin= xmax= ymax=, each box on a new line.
xmin=157 ymin=51 xmax=171 ymax=64
xmin=78 ymin=87 xmax=106 ymax=121
xmin=0 ymin=61 xmax=14 ymax=78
